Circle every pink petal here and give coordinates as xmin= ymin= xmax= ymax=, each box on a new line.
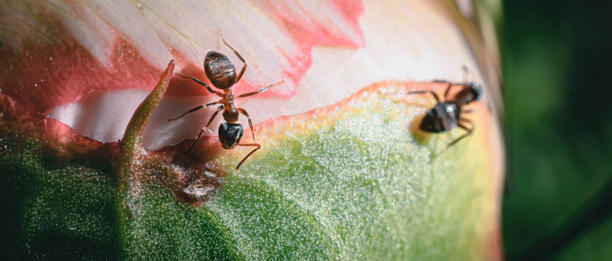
xmin=1 ymin=1 xmax=491 ymax=151
xmin=0 ymin=0 xmax=365 ymax=112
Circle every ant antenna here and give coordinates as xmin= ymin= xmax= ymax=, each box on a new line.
xmin=215 ymin=30 xmax=223 ymax=51
xmin=462 ymin=65 xmax=470 ymax=83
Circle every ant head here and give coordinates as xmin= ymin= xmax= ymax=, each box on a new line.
xmin=467 ymin=82 xmax=482 ymax=102
xmin=218 ymin=122 xmax=243 ymax=149
xmin=456 ymin=82 xmax=482 ymax=105
xmin=204 ymin=51 xmax=237 ymax=89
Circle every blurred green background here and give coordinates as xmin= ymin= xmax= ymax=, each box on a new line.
xmin=502 ymin=0 xmax=612 ymax=260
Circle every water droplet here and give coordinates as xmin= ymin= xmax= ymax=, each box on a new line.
xmin=49 ymin=56 xmax=53 ymax=61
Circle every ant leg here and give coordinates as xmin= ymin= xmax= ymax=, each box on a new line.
xmin=205 ymin=100 xmax=223 ymax=107
xmin=459 ymin=117 xmax=474 ymax=129
xmin=237 ymin=80 xmax=285 ymax=98
xmin=433 ymin=79 xmax=452 ymax=84
xmin=185 ymin=106 xmax=223 ymax=154
xmin=168 ymin=101 xmax=222 ymax=121
xmin=176 ymin=73 xmax=222 ymax=96
xmin=443 ymin=82 xmax=472 ymax=100
xmin=443 ymin=82 xmax=453 ymax=99
xmin=234 ymin=143 xmax=261 ymax=170
xmin=205 ymin=105 xmax=224 ymax=128
xmin=447 ymin=121 xmax=474 ymax=148
xmin=169 ymin=105 xmax=203 ymax=121
xmin=185 ymin=129 xmax=205 ymax=154
xmin=237 ymin=108 xmax=256 ymax=142
xmin=219 ymin=32 xmax=247 ymax=82
xmin=407 ymin=90 xmax=440 ymax=102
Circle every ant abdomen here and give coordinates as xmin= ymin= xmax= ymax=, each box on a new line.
xmin=205 ymin=51 xmax=237 ymax=89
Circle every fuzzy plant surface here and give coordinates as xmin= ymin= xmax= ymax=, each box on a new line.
xmin=0 ymin=0 xmax=503 ymax=260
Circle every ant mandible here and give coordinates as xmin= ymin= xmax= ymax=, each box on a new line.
xmin=408 ymin=67 xmax=482 ymax=149
xmin=170 ymin=33 xmax=284 ymax=170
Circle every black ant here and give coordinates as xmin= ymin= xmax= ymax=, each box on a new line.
xmin=170 ymin=34 xmax=283 ymax=170
xmin=408 ymin=73 xmax=482 ymax=149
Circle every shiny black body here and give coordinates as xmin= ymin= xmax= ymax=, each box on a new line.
xmin=218 ymin=122 xmax=243 ymax=149
xmin=420 ymin=101 xmax=460 ymax=133
xmin=409 ymin=81 xmax=482 ymax=148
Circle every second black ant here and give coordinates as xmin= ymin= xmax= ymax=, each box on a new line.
xmin=408 ymin=68 xmax=482 ymax=149
xmin=170 ymin=33 xmax=283 ymax=170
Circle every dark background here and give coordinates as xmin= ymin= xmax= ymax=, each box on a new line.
xmin=502 ymin=0 xmax=612 ymax=260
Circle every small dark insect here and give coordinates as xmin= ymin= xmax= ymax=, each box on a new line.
xmin=408 ymin=78 xmax=482 ymax=149
xmin=170 ymin=33 xmax=283 ymax=170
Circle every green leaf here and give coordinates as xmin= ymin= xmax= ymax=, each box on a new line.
xmin=0 ymin=81 xmax=501 ymax=260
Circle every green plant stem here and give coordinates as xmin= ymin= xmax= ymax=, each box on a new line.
xmin=115 ymin=60 xmax=174 ymax=257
